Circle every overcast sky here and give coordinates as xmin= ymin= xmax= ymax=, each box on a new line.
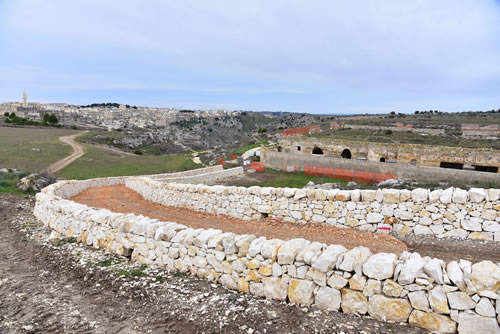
xmin=1 ymin=1 xmax=499 ymax=113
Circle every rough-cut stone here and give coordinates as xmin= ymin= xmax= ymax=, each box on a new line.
xmin=327 ymin=274 xmax=348 ymax=289
xmin=368 ymin=294 xmax=412 ymax=322
xmin=468 ymin=188 xmax=486 ymax=203
xmin=383 ymin=279 xmax=403 ymax=298
xmin=442 ymin=229 xmax=468 ymax=239
xmin=296 ymin=241 xmax=323 ymax=264
xmin=383 ymin=189 xmax=400 ymax=204
xmin=414 ymin=225 xmax=433 ymax=235
xmin=408 ymin=310 xmax=457 ymax=334
xmin=312 ymin=245 xmax=347 ymax=272
xmin=461 ymin=219 xmax=482 ymax=232
xmin=360 ymin=190 xmax=376 ymax=202
xmin=471 ymin=260 xmax=500 ymax=292
xmin=248 ymin=236 xmax=266 ymax=257
xmin=447 ymin=292 xmax=476 ymax=310
xmin=288 ymin=279 xmax=315 ymax=305
xmin=363 ymin=279 xmax=381 ymax=297
xmin=440 ymin=187 xmax=453 ymax=204
xmin=411 ymin=188 xmax=428 ymax=202
xmin=452 ymin=188 xmax=467 ymax=204
xmin=277 ymin=238 xmax=310 ymax=265
xmin=398 ymin=253 xmax=425 ymax=285
xmin=458 ymin=312 xmax=500 ymax=334
xmin=261 ymin=239 xmax=284 ymax=260
xmin=408 ymin=291 xmax=430 ymax=311
xmin=362 ymin=253 xmax=397 ymax=280
xmin=429 ymin=286 xmax=450 ymax=314
xmin=219 ymin=274 xmax=238 ymax=290
xmin=475 ymin=298 xmax=496 ymax=317
xmin=367 ymin=212 xmax=384 ymax=223
xmin=314 ymin=286 xmax=341 ymax=311
xmin=338 ymin=246 xmax=372 ymax=275
xmin=348 ymin=274 xmax=366 ymax=291
xmin=424 ymin=258 xmax=444 ymax=284
xmin=263 ymin=277 xmax=288 ymax=301
xmin=447 ymin=261 xmax=466 ymax=291
xmin=341 ymin=288 xmax=368 ymax=315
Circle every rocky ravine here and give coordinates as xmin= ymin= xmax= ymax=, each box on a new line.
xmin=0 ymin=193 xmax=428 ymax=334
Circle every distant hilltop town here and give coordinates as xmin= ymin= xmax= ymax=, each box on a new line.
xmin=0 ymin=92 xmax=243 ymax=130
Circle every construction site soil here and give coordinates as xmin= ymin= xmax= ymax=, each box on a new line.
xmin=70 ymin=185 xmax=500 ymax=263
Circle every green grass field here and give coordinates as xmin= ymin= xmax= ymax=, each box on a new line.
xmin=252 ymin=169 xmax=350 ymax=188
xmin=0 ymin=127 xmax=78 ymax=172
xmin=0 ymin=173 xmax=27 ymax=195
xmin=57 ymin=144 xmax=198 ymax=180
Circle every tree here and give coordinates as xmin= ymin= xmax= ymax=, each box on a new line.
xmin=3 ymin=112 xmax=9 ymax=116
xmin=43 ymin=113 xmax=58 ymax=124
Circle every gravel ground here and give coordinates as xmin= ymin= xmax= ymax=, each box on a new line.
xmin=0 ymin=193 xmax=429 ymax=334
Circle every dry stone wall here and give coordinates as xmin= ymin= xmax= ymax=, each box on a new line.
xmin=127 ymin=178 xmax=500 ymax=242
xmin=34 ymin=169 xmax=500 ymax=333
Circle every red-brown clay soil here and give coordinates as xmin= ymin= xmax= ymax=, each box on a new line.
xmin=71 ymin=185 xmax=408 ymax=254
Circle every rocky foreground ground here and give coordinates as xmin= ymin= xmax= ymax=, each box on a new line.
xmin=0 ymin=193 xmax=428 ymax=333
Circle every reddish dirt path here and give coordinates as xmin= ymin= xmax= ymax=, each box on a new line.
xmin=71 ymin=185 xmax=408 ymax=254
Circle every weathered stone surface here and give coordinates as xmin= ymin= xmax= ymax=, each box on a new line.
xmin=261 ymin=239 xmax=284 ymax=260
xmin=362 ymin=253 xmax=397 ymax=280
xmin=296 ymin=241 xmax=323 ymax=264
xmin=447 ymin=292 xmax=476 ymax=310
xmin=341 ymin=288 xmax=368 ymax=315
xmin=469 ymin=188 xmax=486 ymax=203
xmin=360 ymin=190 xmax=376 ymax=202
xmin=411 ymin=188 xmax=428 ymax=202
xmin=458 ymin=312 xmax=500 ymax=334
xmin=383 ymin=279 xmax=403 ymax=298
xmin=408 ymin=291 xmax=430 ymax=311
xmin=461 ymin=219 xmax=482 ymax=232
xmin=368 ymin=294 xmax=412 ymax=322
xmin=440 ymin=188 xmax=453 ymax=204
xmin=277 ymin=238 xmax=310 ymax=265
xmin=408 ymin=310 xmax=457 ymax=334
xmin=447 ymin=261 xmax=466 ymax=291
xmin=327 ymin=273 xmax=348 ymax=289
xmin=338 ymin=246 xmax=372 ymax=276
xmin=471 ymin=260 xmax=500 ymax=292
xmin=248 ymin=236 xmax=266 ymax=257
xmin=429 ymin=286 xmax=450 ymax=314
xmin=312 ymin=245 xmax=347 ymax=272
xmin=263 ymin=277 xmax=288 ymax=301
xmin=452 ymin=188 xmax=467 ymax=204
xmin=219 ymin=274 xmax=238 ymax=290
xmin=363 ymin=279 xmax=381 ymax=297
xmin=348 ymin=274 xmax=366 ymax=291
xmin=414 ymin=225 xmax=433 ymax=235
xmin=442 ymin=229 xmax=468 ymax=239
xmin=398 ymin=253 xmax=425 ymax=285
xmin=475 ymin=298 xmax=496 ymax=317
xmin=288 ymin=279 xmax=315 ymax=305
xmin=382 ymin=189 xmax=400 ymax=204
xmin=314 ymin=286 xmax=341 ymax=311
xmin=424 ymin=258 xmax=444 ymax=284
xmin=367 ymin=212 xmax=384 ymax=223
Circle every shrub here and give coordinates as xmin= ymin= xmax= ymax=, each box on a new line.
xmin=134 ymin=149 xmax=143 ymax=155
xmin=71 ymin=125 xmax=78 ymax=130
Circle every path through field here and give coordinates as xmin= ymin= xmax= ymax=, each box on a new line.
xmin=43 ymin=132 xmax=87 ymax=174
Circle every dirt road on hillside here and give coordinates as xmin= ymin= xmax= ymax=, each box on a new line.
xmin=43 ymin=132 xmax=86 ymax=174
xmin=0 ymin=194 xmax=427 ymax=333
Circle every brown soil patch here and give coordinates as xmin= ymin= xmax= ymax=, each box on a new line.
xmin=70 ymin=185 xmax=408 ymax=254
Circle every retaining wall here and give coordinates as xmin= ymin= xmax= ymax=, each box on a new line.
xmin=263 ymin=151 xmax=500 ymax=186
xmin=153 ymin=166 xmax=243 ymax=184
xmin=345 ymin=124 xmax=445 ymax=135
xmin=34 ymin=175 xmax=500 ymax=333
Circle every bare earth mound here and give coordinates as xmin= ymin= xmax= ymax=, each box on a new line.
xmin=71 ymin=185 xmax=408 ymax=255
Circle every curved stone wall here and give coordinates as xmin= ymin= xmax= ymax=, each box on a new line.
xmin=34 ymin=170 xmax=500 ymax=333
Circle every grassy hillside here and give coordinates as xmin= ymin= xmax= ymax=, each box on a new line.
xmin=0 ymin=127 xmax=78 ymax=172
xmin=57 ymin=144 xmax=198 ymax=180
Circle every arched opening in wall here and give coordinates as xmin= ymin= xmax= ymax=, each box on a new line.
xmin=277 ymin=146 xmax=282 ymax=152
xmin=312 ymin=147 xmax=324 ymax=155
xmin=380 ymin=157 xmax=386 ymax=162
xmin=297 ymin=146 xmax=301 ymax=152
xmin=440 ymin=162 xmax=464 ymax=170
xmin=410 ymin=159 xmax=417 ymax=165
xmin=341 ymin=149 xmax=351 ymax=159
